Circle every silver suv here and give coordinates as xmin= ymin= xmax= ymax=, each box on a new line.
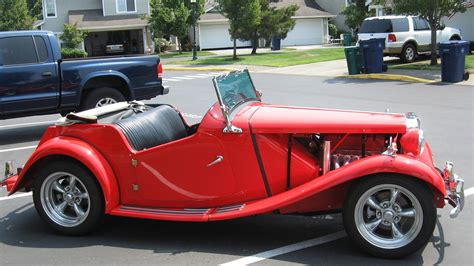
xmin=358 ymin=16 xmax=462 ymax=63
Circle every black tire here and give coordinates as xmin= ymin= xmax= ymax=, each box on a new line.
xmin=342 ymin=175 xmax=436 ymax=258
xmin=33 ymin=160 xmax=104 ymax=235
xmin=400 ymin=44 xmax=417 ymax=63
xmin=81 ymin=87 xmax=126 ymax=111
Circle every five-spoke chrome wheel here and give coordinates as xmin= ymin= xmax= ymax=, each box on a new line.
xmin=33 ymin=161 xmax=104 ymax=235
xmin=343 ymin=175 xmax=436 ymax=258
xmin=40 ymin=172 xmax=90 ymax=227
xmin=354 ymin=184 xmax=422 ymax=249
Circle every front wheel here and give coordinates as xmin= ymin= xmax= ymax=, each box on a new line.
xmin=343 ymin=175 xmax=436 ymax=258
xmin=33 ymin=161 xmax=104 ymax=235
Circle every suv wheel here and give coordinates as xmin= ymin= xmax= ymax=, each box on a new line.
xmin=401 ymin=44 xmax=417 ymax=63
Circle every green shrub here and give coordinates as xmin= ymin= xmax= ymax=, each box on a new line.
xmin=61 ymin=48 xmax=87 ymax=59
xmin=329 ymin=23 xmax=338 ymax=38
xmin=154 ymin=37 xmax=172 ymax=53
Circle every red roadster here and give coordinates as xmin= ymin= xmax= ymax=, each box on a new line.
xmin=1 ymin=70 xmax=464 ymax=258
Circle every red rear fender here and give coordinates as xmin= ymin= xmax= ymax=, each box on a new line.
xmin=10 ymin=137 xmax=119 ymax=213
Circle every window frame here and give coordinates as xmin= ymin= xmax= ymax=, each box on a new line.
xmin=116 ymin=0 xmax=137 ymax=14
xmin=44 ymin=0 xmax=57 ymax=18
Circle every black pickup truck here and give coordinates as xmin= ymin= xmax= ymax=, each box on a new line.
xmin=0 ymin=31 xmax=168 ymax=119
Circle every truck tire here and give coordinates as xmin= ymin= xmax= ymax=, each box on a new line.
xmin=81 ymin=87 xmax=126 ymax=111
xmin=342 ymin=174 xmax=436 ymax=258
xmin=400 ymin=44 xmax=417 ymax=63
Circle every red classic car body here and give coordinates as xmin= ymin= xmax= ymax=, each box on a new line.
xmin=1 ymin=70 xmax=464 ymax=258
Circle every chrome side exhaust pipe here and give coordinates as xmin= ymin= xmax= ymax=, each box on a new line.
xmin=322 ymin=141 xmax=331 ymax=175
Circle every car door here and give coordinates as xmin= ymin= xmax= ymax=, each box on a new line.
xmin=413 ymin=17 xmax=431 ymax=52
xmin=0 ymin=35 xmax=59 ymax=116
xmin=133 ymin=132 xmax=237 ymax=208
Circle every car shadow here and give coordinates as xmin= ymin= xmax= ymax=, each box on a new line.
xmin=0 ymin=124 xmax=50 ymax=146
xmin=0 ymin=204 xmax=444 ymax=265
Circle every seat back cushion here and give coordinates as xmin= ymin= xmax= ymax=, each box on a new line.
xmin=115 ymin=105 xmax=188 ymax=150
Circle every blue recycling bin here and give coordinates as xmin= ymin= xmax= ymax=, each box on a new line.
xmin=271 ymin=36 xmax=281 ymax=51
xmin=359 ymin=38 xmax=386 ymax=73
xmin=439 ymin=41 xmax=470 ymax=83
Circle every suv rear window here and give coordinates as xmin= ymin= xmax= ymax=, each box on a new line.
xmin=359 ymin=18 xmax=409 ymax=33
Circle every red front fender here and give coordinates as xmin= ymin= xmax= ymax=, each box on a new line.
xmin=9 ymin=137 xmax=120 ymax=213
xmin=210 ymin=154 xmax=447 ymax=221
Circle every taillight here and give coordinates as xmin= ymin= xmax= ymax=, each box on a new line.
xmin=388 ymin=34 xmax=397 ymax=42
xmin=157 ymin=63 xmax=163 ymax=78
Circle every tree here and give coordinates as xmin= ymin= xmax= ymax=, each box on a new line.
xmin=148 ymin=0 xmax=205 ymax=53
xmin=60 ymin=23 xmax=89 ymax=49
xmin=392 ymin=0 xmax=466 ymax=65
xmin=0 ymin=0 xmax=34 ymax=31
xmin=219 ymin=0 xmax=298 ymax=57
xmin=218 ymin=0 xmax=261 ymax=59
xmin=341 ymin=0 xmax=370 ymax=30
xmin=28 ymin=0 xmax=43 ymax=20
xmin=256 ymin=0 xmax=298 ymax=54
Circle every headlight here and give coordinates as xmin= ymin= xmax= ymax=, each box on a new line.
xmin=406 ymin=112 xmax=421 ymax=129
xmin=400 ymin=129 xmax=424 ymax=156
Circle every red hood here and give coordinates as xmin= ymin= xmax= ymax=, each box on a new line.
xmin=249 ymin=104 xmax=407 ymax=134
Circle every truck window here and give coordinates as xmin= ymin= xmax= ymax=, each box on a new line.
xmin=0 ymin=37 xmax=38 ymax=66
xmin=414 ymin=17 xmax=430 ymax=31
xmin=359 ymin=19 xmax=392 ymax=33
xmin=391 ymin=18 xmax=409 ymax=32
xmin=34 ymin=36 xmax=49 ymax=62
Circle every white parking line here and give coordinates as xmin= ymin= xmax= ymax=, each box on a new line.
xmin=465 ymin=187 xmax=474 ymax=197
xmin=0 ymin=121 xmax=56 ymax=130
xmin=0 ymin=145 xmax=37 ymax=153
xmin=0 ymin=192 xmax=32 ymax=201
xmin=221 ymin=231 xmax=347 ymax=266
xmin=172 ymin=77 xmax=195 ymax=80
xmin=163 ymin=78 xmax=181 ymax=82
xmin=184 ymin=75 xmax=210 ymax=79
xmin=183 ymin=113 xmax=203 ymax=119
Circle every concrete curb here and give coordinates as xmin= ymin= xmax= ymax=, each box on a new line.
xmin=339 ymin=73 xmax=435 ymax=83
xmin=164 ymin=66 xmax=236 ymax=72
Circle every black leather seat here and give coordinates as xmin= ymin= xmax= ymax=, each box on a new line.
xmin=115 ymin=105 xmax=188 ymax=151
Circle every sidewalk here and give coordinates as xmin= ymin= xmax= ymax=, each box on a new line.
xmin=165 ymin=57 xmax=474 ymax=86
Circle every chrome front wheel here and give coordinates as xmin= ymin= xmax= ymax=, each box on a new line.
xmin=354 ymin=185 xmax=423 ymax=249
xmin=343 ymin=175 xmax=436 ymax=258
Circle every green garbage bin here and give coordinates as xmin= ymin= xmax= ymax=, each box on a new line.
xmin=343 ymin=33 xmax=352 ymax=46
xmin=344 ymin=46 xmax=364 ymax=75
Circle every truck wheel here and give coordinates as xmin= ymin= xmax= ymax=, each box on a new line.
xmin=401 ymin=44 xmax=417 ymax=63
xmin=81 ymin=87 xmax=126 ymax=111
xmin=342 ymin=175 xmax=436 ymax=258
xmin=33 ymin=160 xmax=104 ymax=235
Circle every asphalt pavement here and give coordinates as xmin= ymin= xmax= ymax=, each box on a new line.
xmin=0 ymin=71 xmax=473 ymax=265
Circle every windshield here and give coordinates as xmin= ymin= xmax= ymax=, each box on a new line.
xmin=213 ymin=69 xmax=259 ymax=112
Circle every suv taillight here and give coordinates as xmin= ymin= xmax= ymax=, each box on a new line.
xmin=157 ymin=63 xmax=163 ymax=78
xmin=388 ymin=34 xmax=397 ymax=42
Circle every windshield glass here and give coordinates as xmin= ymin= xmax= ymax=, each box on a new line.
xmin=213 ymin=69 xmax=259 ymax=112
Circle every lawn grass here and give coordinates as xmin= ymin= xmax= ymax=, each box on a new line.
xmin=167 ymin=48 xmax=346 ymax=67
xmin=392 ymin=54 xmax=474 ymax=72
xmin=159 ymin=51 xmax=215 ymax=59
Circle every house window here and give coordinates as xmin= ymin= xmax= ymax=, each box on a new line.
xmin=45 ymin=0 xmax=57 ymax=18
xmin=117 ymin=0 xmax=136 ymax=13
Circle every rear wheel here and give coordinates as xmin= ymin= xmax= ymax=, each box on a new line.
xmin=33 ymin=161 xmax=104 ymax=235
xmin=343 ymin=175 xmax=436 ymax=258
xmin=401 ymin=44 xmax=417 ymax=63
xmin=81 ymin=87 xmax=126 ymax=111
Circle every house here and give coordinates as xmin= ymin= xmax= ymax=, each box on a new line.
xmin=444 ymin=1 xmax=474 ymax=44
xmin=195 ymin=0 xmax=336 ymax=50
xmin=316 ymin=0 xmax=351 ymax=32
xmin=39 ymin=0 xmax=153 ymax=56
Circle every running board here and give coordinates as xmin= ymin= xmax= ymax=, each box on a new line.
xmin=110 ymin=204 xmax=246 ymax=222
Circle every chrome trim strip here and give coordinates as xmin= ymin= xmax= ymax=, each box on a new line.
xmin=120 ymin=206 xmax=210 ymax=216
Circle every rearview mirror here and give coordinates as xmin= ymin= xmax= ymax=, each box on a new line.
xmin=439 ymin=23 xmax=446 ymax=30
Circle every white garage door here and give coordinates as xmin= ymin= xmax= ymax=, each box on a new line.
xmin=199 ymin=23 xmax=252 ymax=50
xmin=281 ymin=18 xmax=323 ymax=46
